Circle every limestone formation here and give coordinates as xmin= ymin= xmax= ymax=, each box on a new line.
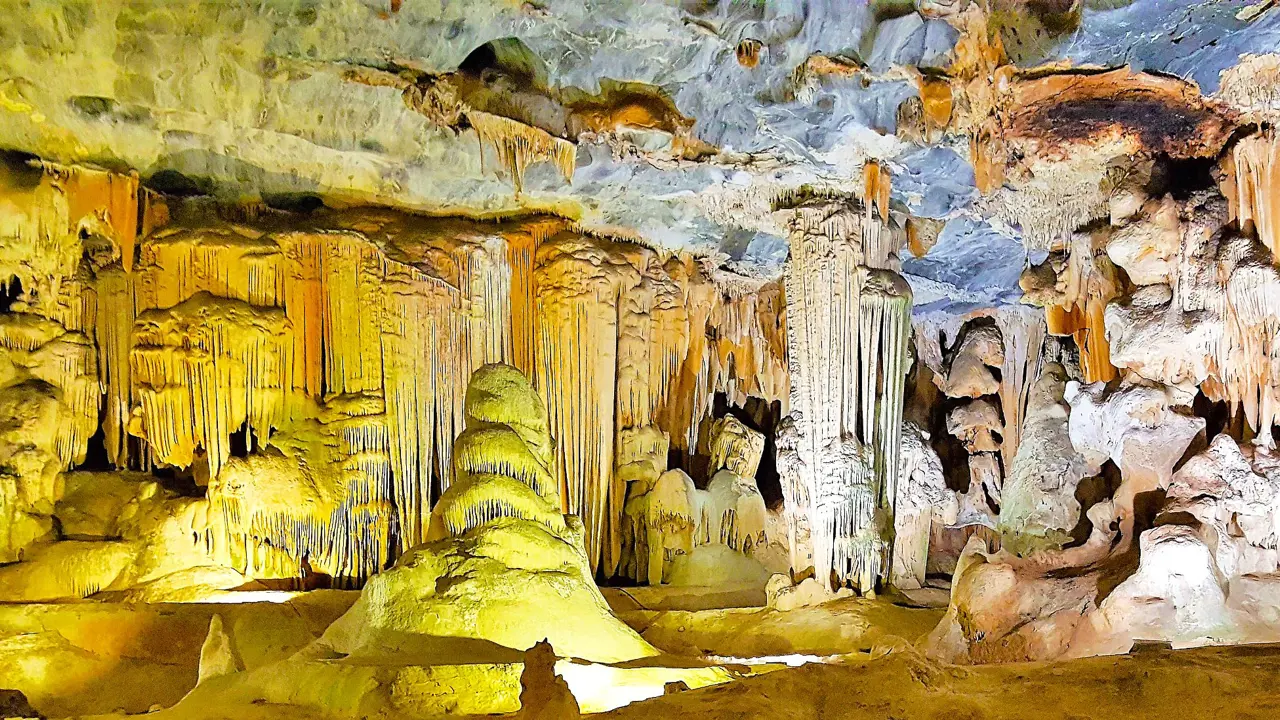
xmin=197 ymin=615 xmax=243 ymax=685
xmin=3 ymin=1 xmax=1280 ymax=717
xmin=518 ymin=640 xmax=581 ymax=720
xmin=892 ymin=422 xmax=958 ymax=589
xmin=997 ymin=363 xmax=1092 ymax=552
xmin=0 ymin=181 xmax=788 ymax=595
xmin=324 ymin=363 xmax=656 ymax=664
xmin=708 ymin=416 xmax=766 ymax=479
xmin=946 ymin=398 xmax=1002 ymax=453
xmin=782 ymin=198 xmax=913 ymax=592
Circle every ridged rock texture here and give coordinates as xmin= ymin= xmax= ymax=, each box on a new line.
xmin=780 ymin=196 xmax=913 ymax=592
xmin=0 ymin=159 xmax=789 ymax=589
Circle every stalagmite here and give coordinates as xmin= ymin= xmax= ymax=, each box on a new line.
xmin=997 ymin=363 xmax=1091 ymax=551
xmin=893 ymin=422 xmax=957 ymax=589
xmin=1064 ymin=381 xmax=1205 ymax=544
xmin=699 ymin=417 xmax=768 ymax=557
xmin=617 ymin=426 xmax=675 ymax=584
xmin=349 ymin=363 xmax=662 ymax=664
xmin=947 ymin=398 xmax=1002 ymax=454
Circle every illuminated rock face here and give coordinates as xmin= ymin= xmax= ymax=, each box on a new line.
xmin=303 ymin=363 xmax=656 ymax=662
xmin=781 ymin=198 xmax=913 ymax=592
xmin=618 ymin=416 xmax=774 ymax=587
xmin=6 ymin=10 xmax=1280 ymax=717
xmin=0 ymin=162 xmax=789 ymax=593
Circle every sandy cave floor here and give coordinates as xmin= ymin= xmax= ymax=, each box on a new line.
xmin=6 ymin=589 xmax=1280 ymax=720
xmin=600 ymin=643 xmax=1280 ymax=720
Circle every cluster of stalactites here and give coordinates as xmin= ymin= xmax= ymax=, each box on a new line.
xmin=207 ymin=408 xmax=394 ymax=583
xmin=4 ymin=169 xmax=789 ymax=586
xmin=0 ymin=306 xmax=101 ymax=471
xmin=126 ymin=223 xmax=518 ymax=549
xmin=130 ymin=293 xmax=293 ymax=480
xmin=1225 ymin=129 xmax=1280 ymax=264
xmin=1102 ymin=182 xmax=1280 ymax=445
xmin=0 ymin=162 xmax=139 ymax=316
xmin=381 ymin=231 xmax=518 ymax=548
xmin=782 ymin=198 xmax=913 ymax=591
xmin=469 ymin=110 xmax=576 ymax=193
xmin=534 ymin=234 xmax=790 ymax=577
xmin=1020 ymin=229 xmax=1120 ymax=383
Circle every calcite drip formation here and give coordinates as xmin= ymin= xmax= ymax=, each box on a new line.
xmin=9 ymin=4 xmax=1280 ymax=708
xmin=151 ymin=363 xmax=726 ymax=718
xmin=925 ymin=53 xmax=1280 ymax=663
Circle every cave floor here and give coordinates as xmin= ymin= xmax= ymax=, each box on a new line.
xmin=0 ymin=591 xmax=358 ymax=717
xmin=601 ymin=642 xmax=1280 ymax=720
xmin=6 ymin=590 xmax=1280 ymax=720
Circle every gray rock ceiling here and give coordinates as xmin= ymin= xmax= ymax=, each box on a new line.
xmin=0 ymin=0 xmax=1275 ymax=313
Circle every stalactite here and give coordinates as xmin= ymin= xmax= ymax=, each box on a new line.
xmin=0 ymin=162 xmax=137 ymax=316
xmin=504 ymin=220 xmax=562 ymax=376
xmin=863 ymin=161 xmax=892 ymax=225
xmin=469 ymin=110 xmax=576 ymax=193
xmin=282 ymin=233 xmax=386 ymax=398
xmin=1023 ymin=230 xmax=1119 ymax=383
xmin=1225 ymin=130 xmax=1280 ymax=259
xmin=95 ymin=268 xmax=135 ymax=467
xmin=707 ymin=280 xmax=790 ymax=410
xmin=782 ymin=198 xmax=912 ymax=591
xmin=130 ymin=293 xmax=293 ymax=479
xmin=995 ymin=307 xmax=1047 ymax=470
xmin=918 ymin=74 xmax=954 ymax=140
xmin=535 ymin=236 xmax=626 ymax=574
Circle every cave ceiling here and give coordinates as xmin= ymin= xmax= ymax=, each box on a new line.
xmin=0 ymin=0 xmax=1275 ymax=313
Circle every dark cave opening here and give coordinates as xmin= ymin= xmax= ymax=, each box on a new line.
xmin=73 ymin=425 xmax=114 ymax=473
xmin=673 ymin=393 xmax=784 ymax=509
xmin=0 ymin=276 xmax=22 ymax=313
xmin=709 ymin=392 xmax=785 ymax=510
xmin=228 ymin=423 xmax=266 ymax=459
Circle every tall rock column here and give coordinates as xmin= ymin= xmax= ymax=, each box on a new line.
xmin=782 ymin=198 xmax=912 ymax=591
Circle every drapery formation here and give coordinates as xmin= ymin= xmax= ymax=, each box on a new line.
xmin=0 ymin=162 xmax=788 ymax=580
xmin=782 ymin=197 xmax=912 ymax=591
xmin=534 ymin=235 xmax=788 ymax=576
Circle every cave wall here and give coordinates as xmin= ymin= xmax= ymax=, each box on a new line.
xmin=0 ymin=160 xmax=789 ymax=585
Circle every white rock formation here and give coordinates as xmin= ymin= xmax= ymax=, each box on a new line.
xmin=997 ymin=363 xmax=1092 ymax=551
xmin=782 ymin=200 xmax=912 ymax=592
xmin=891 ymin=422 xmax=958 ymax=589
xmin=1064 ymin=380 xmax=1205 ymax=541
